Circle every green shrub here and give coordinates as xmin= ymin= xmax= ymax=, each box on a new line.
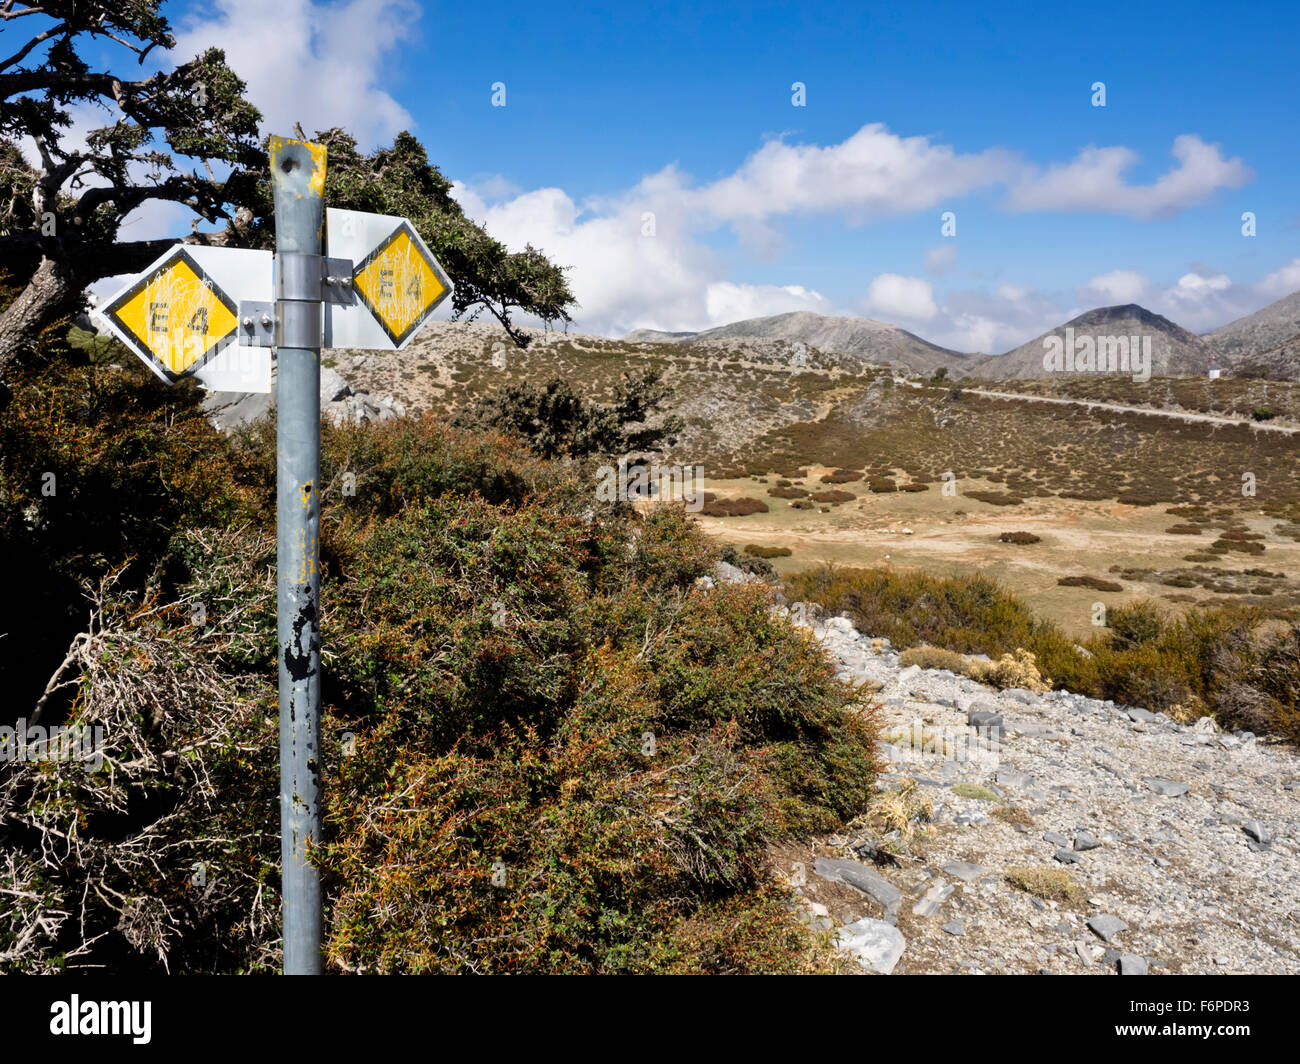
xmin=744 ymin=544 xmax=792 ymax=559
xmin=1105 ymin=600 xmax=1165 ymax=648
xmin=1058 ymin=575 xmax=1123 ymax=592
xmin=785 ymin=566 xmax=1296 ymax=740
xmin=700 ymin=495 xmax=770 ymax=517
xmin=898 ymin=646 xmax=969 ymax=672
xmin=0 ymin=370 xmax=880 ymax=973
xmin=319 ymin=581 xmax=880 ymax=973
xmin=966 ymin=490 xmax=1023 ymax=506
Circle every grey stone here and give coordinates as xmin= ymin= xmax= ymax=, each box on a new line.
xmin=1144 ymin=778 xmax=1192 ymax=797
xmin=1242 ymin=820 xmax=1271 ymax=845
xmin=1043 ymin=832 xmax=1069 ymax=847
xmin=941 ymin=920 xmax=966 ymax=936
xmin=1054 ymin=848 xmax=1081 ymax=865
xmin=968 ymin=709 xmax=1004 ymax=734
xmin=319 ymin=366 xmax=353 ymax=404
xmin=1002 ymin=688 xmax=1041 ymax=704
xmin=1118 ymin=953 xmax=1149 ymax=975
xmin=912 ymin=882 xmax=954 ymax=917
xmin=813 ymin=857 xmax=902 ymax=917
xmin=1127 ymin=707 xmax=1159 ymax=723
xmin=941 ymin=861 xmax=987 ymax=882
xmin=1073 ymin=831 xmax=1101 ymax=851
xmin=1013 ymin=723 xmax=1065 ymax=738
xmin=201 ymin=389 xmax=273 ymax=433
xmin=836 ymin=918 xmax=906 ymax=974
xmin=713 ymin=560 xmax=757 ymax=586
xmin=1087 ymin=914 xmax=1129 ymax=942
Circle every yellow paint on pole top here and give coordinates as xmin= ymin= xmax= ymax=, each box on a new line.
xmin=268 ymin=135 xmax=328 ymax=200
xmin=103 ymin=251 xmax=238 ymax=375
xmin=352 ymin=223 xmax=447 ymax=346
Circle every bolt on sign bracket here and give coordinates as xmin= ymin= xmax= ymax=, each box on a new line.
xmin=322 ymin=257 xmax=356 ymax=305
xmin=238 ymin=300 xmax=277 ymax=347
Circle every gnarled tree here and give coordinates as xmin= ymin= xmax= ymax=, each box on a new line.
xmin=0 ymin=1 xmax=575 ymax=394
xmin=0 ymin=2 xmax=263 ymax=383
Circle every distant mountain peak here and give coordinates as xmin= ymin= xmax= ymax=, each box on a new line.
xmin=622 ymin=289 xmax=1300 ymax=380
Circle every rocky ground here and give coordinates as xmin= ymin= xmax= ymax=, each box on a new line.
xmin=710 ymin=565 xmax=1300 ymax=975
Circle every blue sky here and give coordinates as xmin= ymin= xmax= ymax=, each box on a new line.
xmin=105 ymin=2 xmax=1300 ymax=348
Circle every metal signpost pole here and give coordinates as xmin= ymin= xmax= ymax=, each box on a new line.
xmin=97 ymin=133 xmax=451 ymax=976
xmin=270 ymin=134 xmax=327 ymax=975
xmin=98 ymin=130 xmax=449 ymax=967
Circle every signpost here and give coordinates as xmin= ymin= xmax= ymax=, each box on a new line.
xmin=93 ymin=134 xmax=454 ymax=975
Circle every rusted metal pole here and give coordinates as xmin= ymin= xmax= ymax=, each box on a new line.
xmin=270 ymin=134 xmax=327 ymax=975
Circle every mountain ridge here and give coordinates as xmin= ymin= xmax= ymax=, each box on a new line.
xmin=624 ymin=292 xmax=1300 ymax=379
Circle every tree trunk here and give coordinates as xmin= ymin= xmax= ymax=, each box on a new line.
xmin=0 ymin=256 xmax=82 ymax=383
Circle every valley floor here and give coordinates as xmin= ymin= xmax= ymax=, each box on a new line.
xmin=695 ymin=468 xmax=1300 ymax=638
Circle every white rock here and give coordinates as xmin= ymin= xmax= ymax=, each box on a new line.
xmin=837 ymin=918 xmax=907 ymax=974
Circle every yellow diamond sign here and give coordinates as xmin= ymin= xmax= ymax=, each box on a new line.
xmin=352 ymin=221 xmax=449 ymax=346
xmin=102 ymin=249 xmax=239 ymax=379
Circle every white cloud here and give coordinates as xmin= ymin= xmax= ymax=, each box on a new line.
xmin=704 ymin=283 xmax=830 ymax=324
xmin=170 ymin=0 xmax=418 ymax=147
xmin=1007 ymin=134 xmax=1253 ymax=218
xmin=450 ymin=124 xmax=1267 ymax=341
xmin=863 ymin=274 xmax=938 ymax=321
xmin=925 ymin=245 xmax=959 ymax=274
xmin=1175 ymin=270 xmax=1231 ymax=294
xmin=689 ymin=123 xmax=1017 ymax=225
xmin=912 ymin=286 xmax=1067 ymax=354
xmin=1126 ymin=262 xmax=1300 ymax=332
xmin=461 ymin=183 xmax=723 ymax=335
xmin=1080 ymin=269 xmax=1150 ymax=304
xmin=1253 ymin=258 xmax=1300 ymax=301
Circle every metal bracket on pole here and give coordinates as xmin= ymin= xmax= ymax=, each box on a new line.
xmin=323 ymin=257 xmax=355 ymax=305
xmin=276 ymin=250 xmax=355 ymax=306
xmin=238 ymin=300 xmax=277 ymax=347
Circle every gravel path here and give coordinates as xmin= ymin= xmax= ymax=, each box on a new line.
xmin=773 ymin=599 xmax=1300 ymax=975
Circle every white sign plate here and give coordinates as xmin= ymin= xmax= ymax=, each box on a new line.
xmin=325 ymin=208 xmax=453 ymax=351
xmin=95 ymin=245 xmax=273 ymax=393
